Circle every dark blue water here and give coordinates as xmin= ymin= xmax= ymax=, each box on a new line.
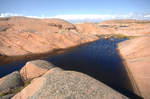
xmin=46 ymin=38 xmax=133 ymax=92
xmin=0 ymin=38 xmax=141 ymax=98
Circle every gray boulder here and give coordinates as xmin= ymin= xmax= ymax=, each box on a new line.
xmin=12 ymin=70 xmax=128 ymax=99
xmin=0 ymin=71 xmax=24 ymax=94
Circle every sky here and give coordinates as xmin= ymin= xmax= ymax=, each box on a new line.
xmin=0 ymin=0 xmax=150 ymax=22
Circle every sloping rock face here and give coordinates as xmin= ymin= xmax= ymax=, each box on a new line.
xmin=20 ymin=60 xmax=55 ymax=81
xmin=98 ymin=19 xmax=150 ymax=36
xmin=0 ymin=17 xmax=98 ymax=65
xmin=75 ymin=23 xmax=102 ymax=35
xmin=0 ymin=71 xmax=23 ymax=94
xmin=12 ymin=69 xmax=128 ymax=99
xmin=75 ymin=23 xmax=115 ymax=36
xmin=118 ymin=35 xmax=150 ymax=99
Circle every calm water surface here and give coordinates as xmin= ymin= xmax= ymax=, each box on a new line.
xmin=0 ymin=38 xmax=141 ymax=98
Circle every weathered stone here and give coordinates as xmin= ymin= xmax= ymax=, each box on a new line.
xmin=0 ymin=94 xmax=14 ymax=99
xmin=12 ymin=70 xmax=128 ymax=99
xmin=118 ymin=35 xmax=150 ymax=99
xmin=0 ymin=71 xmax=23 ymax=94
xmin=20 ymin=60 xmax=55 ymax=81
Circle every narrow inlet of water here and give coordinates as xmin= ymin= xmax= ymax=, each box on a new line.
xmin=0 ymin=38 xmax=141 ymax=98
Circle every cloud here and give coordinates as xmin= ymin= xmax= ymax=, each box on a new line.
xmin=52 ymin=13 xmax=150 ymax=23
xmin=0 ymin=13 xmax=23 ymax=17
xmin=144 ymin=14 xmax=150 ymax=18
xmin=0 ymin=13 xmax=150 ymax=23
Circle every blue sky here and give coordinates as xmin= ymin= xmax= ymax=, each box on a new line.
xmin=0 ymin=0 xmax=150 ymax=22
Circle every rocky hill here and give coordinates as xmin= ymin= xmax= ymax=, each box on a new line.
xmin=0 ymin=17 xmax=98 ymax=65
xmin=98 ymin=19 xmax=150 ymax=36
xmin=0 ymin=60 xmax=128 ymax=99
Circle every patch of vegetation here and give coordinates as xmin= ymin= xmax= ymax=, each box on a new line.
xmin=112 ymin=34 xmax=129 ymax=39
xmin=0 ymin=17 xmax=10 ymax=21
xmin=0 ymin=80 xmax=31 ymax=97
xmin=0 ymin=92 xmax=10 ymax=97
xmin=136 ymin=21 xmax=150 ymax=24
xmin=99 ymin=25 xmax=109 ymax=28
xmin=97 ymin=34 xmax=137 ymax=39
xmin=58 ymin=30 xmax=65 ymax=33
xmin=22 ymin=29 xmax=37 ymax=33
xmin=48 ymin=23 xmax=62 ymax=29
xmin=0 ymin=27 xmax=9 ymax=32
xmin=120 ymin=25 xmax=128 ymax=28
xmin=111 ymin=34 xmax=137 ymax=39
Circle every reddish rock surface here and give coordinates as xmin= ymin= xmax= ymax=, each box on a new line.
xmin=75 ymin=20 xmax=150 ymax=37
xmin=0 ymin=17 xmax=98 ymax=65
xmin=20 ymin=60 xmax=55 ymax=81
xmin=75 ymin=23 xmax=114 ymax=36
xmin=12 ymin=69 xmax=128 ymax=99
xmin=75 ymin=23 xmax=102 ymax=35
xmin=118 ymin=35 xmax=150 ymax=99
xmin=98 ymin=19 xmax=150 ymax=36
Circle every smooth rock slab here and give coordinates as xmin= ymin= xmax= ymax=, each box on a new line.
xmin=118 ymin=35 xmax=150 ymax=99
xmin=20 ymin=60 xmax=55 ymax=81
xmin=13 ymin=70 xmax=128 ymax=99
xmin=0 ymin=71 xmax=23 ymax=94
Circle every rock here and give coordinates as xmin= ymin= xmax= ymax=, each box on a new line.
xmin=0 ymin=94 xmax=14 ymax=99
xmin=118 ymin=35 xmax=150 ymax=99
xmin=0 ymin=71 xmax=23 ymax=94
xmin=0 ymin=17 xmax=98 ymax=65
xmin=75 ymin=23 xmax=102 ymax=35
xmin=98 ymin=19 xmax=150 ymax=36
xmin=12 ymin=70 xmax=128 ymax=99
xmin=20 ymin=60 xmax=55 ymax=81
xmin=75 ymin=20 xmax=150 ymax=37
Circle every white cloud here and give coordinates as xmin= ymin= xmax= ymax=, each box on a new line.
xmin=52 ymin=13 xmax=150 ymax=22
xmin=0 ymin=13 xmax=150 ymax=23
xmin=144 ymin=14 xmax=150 ymax=18
xmin=0 ymin=13 xmax=23 ymax=17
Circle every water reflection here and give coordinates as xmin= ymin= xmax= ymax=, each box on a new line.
xmin=0 ymin=38 xmax=141 ymax=98
xmin=46 ymin=38 xmax=131 ymax=90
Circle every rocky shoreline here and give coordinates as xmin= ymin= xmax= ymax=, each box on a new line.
xmin=117 ymin=35 xmax=150 ymax=99
xmin=0 ymin=60 xmax=129 ymax=99
xmin=0 ymin=17 xmax=150 ymax=99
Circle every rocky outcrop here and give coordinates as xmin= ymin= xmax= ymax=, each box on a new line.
xmin=0 ymin=71 xmax=23 ymax=94
xmin=98 ymin=19 xmax=150 ymax=36
xmin=0 ymin=17 xmax=98 ymax=65
xmin=1 ymin=18 xmax=150 ymax=65
xmin=75 ymin=23 xmax=102 ymax=35
xmin=75 ymin=23 xmax=115 ymax=36
xmin=12 ymin=69 xmax=128 ymax=99
xmin=20 ymin=60 xmax=55 ymax=81
xmin=118 ymin=35 xmax=150 ymax=99
xmin=74 ymin=20 xmax=150 ymax=37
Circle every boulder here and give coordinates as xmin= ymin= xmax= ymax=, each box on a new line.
xmin=0 ymin=71 xmax=23 ymax=94
xmin=20 ymin=60 xmax=55 ymax=81
xmin=118 ymin=35 xmax=150 ymax=99
xmin=0 ymin=94 xmax=14 ymax=99
xmin=12 ymin=70 xmax=128 ymax=99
